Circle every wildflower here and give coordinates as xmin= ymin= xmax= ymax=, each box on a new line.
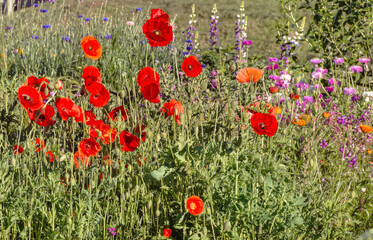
xmin=45 ymin=151 xmax=55 ymax=162
xmin=236 ymin=68 xmax=264 ymax=83
xmin=31 ymin=35 xmax=38 ymax=39
xmin=136 ymin=8 xmax=142 ymax=12
xmin=360 ymin=125 xmax=373 ymax=133
xmin=107 ymin=106 xmax=128 ymax=122
xmin=103 ymin=17 xmax=108 ymax=21
xmin=62 ymin=36 xmax=70 ymax=42
xmin=325 ymin=86 xmax=334 ymax=93
xmin=289 ymin=93 xmax=300 ymax=100
xmin=242 ymin=40 xmax=252 ymax=46
xmin=348 ymin=157 xmax=357 ymax=167
xmin=80 ymin=36 xmax=102 ymax=60
xmin=363 ymin=91 xmax=373 ymax=102
xmin=107 ymin=228 xmax=116 ymax=236
xmin=273 ymin=106 xmax=282 ymax=114
xmin=55 ymin=80 xmax=63 ymax=90
xmin=99 ymin=124 xmax=117 ymax=144
xmin=78 ymin=15 xmax=83 ymax=18
xmin=82 ymin=66 xmax=102 ymax=94
xmin=343 ymin=87 xmax=355 ymax=95
xmin=366 ymin=149 xmax=372 ymax=154
xmin=359 ymin=58 xmax=370 ymax=64
xmin=33 ymin=138 xmax=45 ymax=152
xmin=85 ymin=18 xmax=91 ymax=22
xmin=18 ymin=86 xmax=43 ymax=111
xmin=34 ymin=3 xmax=38 ymax=7
xmin=126 ymin=21 xmax=134 ymax=26
xmin=28 ymin=104 xmax=56 ymax=127
xmin=13 ymin=145 xmax=23 ymax=155
xmin=78 ymin=138 xmax=101 ymax=157
xmin=105 ymin=35 xmax=111 ymax=39
xmin=362 ymin=188 xmax=366 ymax=192
xmin=186 ymin=196 xmax=204 ymax=215
xmin=119 ymin=131 xmax=140 ymax=152
xmin=292 ymin=115 xmax=311 ymax=126
xmin=350 ymin=65 xmax=363 ymax=73
xmin=42 ymin=25 xmax=51 ymax=29
xmin=161 ymin=99 xmax=184 ymax=125
xmin=6 ymin=26 xmax=12 ymax=31
xmin=25 ymin=76 xmax=51 ymax=100
xmin=320 ymin=159 xmax=325 ymax=164
xmin=351 ymin=94 xmax=360 ymax=103
xmin=89 ymin=86 xmax=110 ymax=108
xmin=320 ymin=139 xmax=328 ymax=149
xmin=40 ymin=9 xmax=47 ymax=13
xmin=73 ymin=151 xmax=90 ymax=169
xmin=323 ymin=112 xmax=330 ymax=118
xmin=142 ymin=9 xmax=173 ymax=47
xmin=250 ymin=112 xmax=278 ymax=137
xmin=310 ymin=58 xmax=322 ymax=64
xmin=137 ymin=67 xmax=160 ymax=87
xmin=303 ymin=96 xmax=313 ymax=103
xmin=268 ymin=57 xmax=279 ymax=62
xmin=55 ymin=98 xmax=82 ymax=121
xmin=163 ymin=228 xmax=172 ymax=238
xmin=280 ymin=73 xmax=291 ymax=81
xmin=269 ymin=86 xmax=279 ymax=93
xmin=334 ymin=58 xmax=344 ymax=64
xmin=181 ymin=56 xmax=203 ymax=77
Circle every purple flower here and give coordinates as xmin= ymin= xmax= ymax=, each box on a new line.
xmin=310 ymin=58 xmax=322 ymax=64
xmin=107 ymin=228 xmax=117 ymax=236
xmin=40 ymin=9 xmax=47 ymax=13
xmin=325 ymin=86 xmax=334 ymax=93
xmin=351 ymin=94 xmax=360 ymax=102
xmin=268 ymin=75 xmax=280 ymax=80
xmin=106 ymin=35 xmax=111 ymax=39
xmin=211 ymin=78 xmax=218 ymax=88
xmin=103 ymin=17 xmax=109 ymax=21
xmin=242 ymin=40 xmax=253 ymax=46
xmin=85 ymin=18 xmax=91 ymax=22
xmin=78 ymin=15 xmax=83 ymax=18
xmin=31 ymin=35 xmax=38 ymax=39
xmin=62 ymin=36 xmax=70 ymax=42
xmin=34 ymin=4 xmax=38 ymax=7
xmin=334 ymin=58 xmax=344 ymax=64
xmin=348 ymin=157 xmax=357 ymax=167
xmin=136 ymin=8 xmax=142 ymax=12
xmin=268 ymin=57 xmax=279 ymax=62
xmin=327 ymin=78 xmax=337 ymax=86
xmin=343 ymin=88 xmax=355 ymax=95
xmin=42 ymin=25 xmax=51 ymax=29
xmin=320 ymin=139 xmax=328 ymax=149
xmin=6 ymin=26 xmax=12 ymax=31
xmin=359 ymin=58 xmax=370 ymax=64
xmin=314 ymin=84 xmax=322 ymax=89
xmin=303 ymin=96 xmax=314 ymax=103
xmin=350 ymin=65 xmax=363 ymax=73
xmin=294 ymin=82 xmax=310 ymax=92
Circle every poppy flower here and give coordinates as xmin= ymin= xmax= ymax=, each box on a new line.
xmin=181 ymin=56 xmax=203 ymax=77
xmin=82 ymin=66 xmax=103 ymax=94
xmin=151 ymin=9 xmax=170 ymax=24
xmin=273 ymin=106 xmax=282 ymax=114
xmin=13 ymin=145 xmax=23 ymax=155
xmin=367 ymin=149 xmax=372 ymax=155
xmin=245 ymin=102 xmax=276 ymax=117
xmin=292 ymin=115 xmax=311 ymax=126
xmin=18 ymin=86 xmax=43 ymax=111
xmin=250 ymin=112 xmax=278 ymax=137
xmin=269 ymin=86 xmax=279 ymax=93
xmin=80 ymin=36 xmax=102 ymax=60
xmin=289 ymin=93 xmax=300 ymax=100
xmin=28 ymin=104 xmax=55 ymax=127
xmin=74 ymin=150 xmax=90 ymax=169
xmin=142 ymin=12 xmax=173 ymax=47
xmin=186 ymin=196 xmax=204 ymax=216
xmin=55 ymin=98 xmax=82 ymax=121
xmin=119 ymin=130 xmax=140 ymax=152
xmin=161 ymin=99 xmax=184 ymax=125
xmin=163 ymin=228 xmax=172 ymax=238
xmin=25 ymin=76 xmax=51 ymax=100
xmin=107 ymin=106 xmax=128 ymax=122
xmin=78 ymin=138 xmax=101 ymax=157
xmin=236 ymin=68 xmax=264 ymax=83
xmin=33 ymin=138 xmax=45 ymax=152
xmin=137 ymin=67 xmax=160 ymax=87
xmin=55 ymin=79 xmax=63 ymax=90
xmin=99 ymin=124 xmax=117 ymax=144
xmin=323 ymin=112 xmax=330 ymax=118
xmin=140 ymin=82 xmax=161 ymax=103
xmin=89 ymin=85 xmax=110 ymax=108
xmin=76 ymin=110 xmax=96 ymax=125
xmin=360 ymin=125 xmax=373 ymax=133
xmin=134 ymin=125 xmax=146 ymax=142
xmin=45 ymin=150 xmax=55 ymax=162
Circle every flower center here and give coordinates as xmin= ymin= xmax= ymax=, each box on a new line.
xmin=190 ymin=202 xmax=196 ymax=210
xmin=84 ymin=144 xmax=91 ymax=150
xmin=22 ymin=94 xmax=32 ymax=101
xmin=152 ymin=30 xmax=161 ymax=36
xmin=88 ymin=46 xmax=93 ymax=51
xmin=94 ymin=94 xmax=100 ymax=99
xmin=188 ymin=65 xmax=193 ymax=71
xmin=258 ymin=122 xmax=266 ymax=130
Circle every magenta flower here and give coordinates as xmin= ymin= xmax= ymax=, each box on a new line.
xmin=310 ymin=58 xmax=322 ymax=64
xmin=350 ymin=65 xmax=363 ymax=73
xmin=334 ymin=58 xmax=344 ymax=64
xmin=359 ymin=58 xmax=370 ymax=64
xmin=343 ymin=87 xmax=355 ymax=95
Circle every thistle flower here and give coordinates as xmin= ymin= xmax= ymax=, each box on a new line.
xmin=350 ymin=65 xmax=363 ymax=73
xmin=343 ymin=88 xmax=355 ymax=95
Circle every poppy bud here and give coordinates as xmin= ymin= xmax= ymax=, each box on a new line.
xmin=116 ymin=95 xmax=121 ymax=105
xmin=217 ymin=133 xmax=222 ymax=142
xmin=119 ymin=90 xmax=126 ymax=99
xmin=55 ymin=79 xmax=63 ymax=90
xmin=161 ymin=132 xmax=168 ymax=139
xmin=147 ymin=130 xmax=153 ymax=139
xmin=202 ymin=227 xmax=208 ymax=236
xmin=156 ymin=209 xmax=161 ymax=216
xmin=147 ymin=199 xmax=153 ymax=209
xmin=156 ymin=133 xmax=161 ymax=142
xmin=224 ymin=221 xmax=232 ymax=232
xmin=195 ymin=126 xmax=199 ymax=137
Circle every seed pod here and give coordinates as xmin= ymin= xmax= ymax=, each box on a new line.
xmin=202 ymin=227 xmax=208 ymax=236
xmin=156 ymin=209 xmax=161 ymax=216
xmin=119 ymin=90 xmax=126 ymax=99
xmin=116 ymin=95 xmax=121 ymax=105
xmin=147 ymin=199 xmax=153 ymax=210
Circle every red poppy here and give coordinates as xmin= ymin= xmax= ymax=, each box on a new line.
xmin=45 ymin=150 xmax=55 ymax=162
xmin=151 ymin=9 xmax=170 ymax=24
xmin=33 ymin=138 xmax=45 ymax=152
xmin=186 ymin=196 xmax=204 ymax=216
xmin=80 ymin=36 xmax=102 ymax=60
xmin=236 ymin=68 xmax=264 ymax=83
xmin=119 ymin=130 xmax=140 ymax=152
xmin=82 ymin=66 xmax=103 ymax=94
xmin=137 ymin=67 xmax=160 ymax=87
xmin=55 ymin=98 xmax=80 ymax=121
xmin=78 ymin=138 xmax=101 ymax=157
xmin=134 ymin=125 xmax=146 ymax=142
xmin=289 ymin=93 xmax=300 ymax=100
xmin=13 ymin=145 xmax=23 ymax=155
xmin=73 ymin=151 xmax=90 ymax=169
xmin=55 ymin=79 xmax=63 ymax=90
xmin=89 ymin=126 xmax=99 ymax=138
xmin=107 ymin=106 xmax=128 ymax=122
xmin=269 ymin=86 xmax=279 ymax=93
xmin=28 ymin=104 xmax=55 ymax=127
xmin=89 ymin=85 xmax=110 ymax=108
xmin=25 ymin=76 xmax=51 ymax=100
xmin=250 ymin=112 xmax=278 ymax=137
xmin=181 ymin=56 xmax=203 ymax=77
xmin=99 ymin=124 xmax=117 ymax=144
xmin=163 ymin=228 xmax=172 ymax=238
xmin=18 ymin=86 xmax=43 ymax=111
xmin=161 ymin=99 xmax=184 ymax=125
xmin=140 ymin=82 xmax=161 ymax=103
xmin=76 ymin=110 xmax=96 ymax=125
xmin=142 ymin=12 xmax=173 ymax=47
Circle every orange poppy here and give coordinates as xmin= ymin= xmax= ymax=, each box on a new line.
xmin=273 ymin=106 xmax=282 ymax=114
xmin=320 ymin=159 xmax=325 ymax=164
xmin=323 ymin=112 xmax=330 ymax=118
xmin=269 ymin=86 xmax=279 ymax=93
xmin=292 ymin=115 xmax=311 ymax=126
xmin=186 ymin=196 xmax=204 ymax=216
xmin=74 ymin=151 xmax=90 ymax=169
xmin=80 ymin=36 xmax=102 ymax=60
xmin=236 ymin=67 xmax=264 ymax=83
xmin=367 ymin=149 xmax=372 ymax=155
xmin=45 ymin=151 xmax=55 ymax=162
xmin=360 ymin=125 xmax=373 ymax=133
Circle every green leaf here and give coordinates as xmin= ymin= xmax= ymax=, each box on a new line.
xmin=150 ymin=166 xmax=173 ymax=181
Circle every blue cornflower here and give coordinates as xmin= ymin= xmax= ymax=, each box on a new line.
xmin=185 ymin=39 xmax=192 ymax=43
xmin=106 ymin=35 xmax=111 ymax=39
xmin=103 ymin=17 xmax=108 ymax=21
xmin=6 ymin=26 xmax=12 ymax=31
xmin=43 ymin=25 xmax=51 ymax=29
xmin=182 ymin=52 xmax=189 ymax=56
xmin=85 ymin=18 xmax=91 ymax=22
xmin=40 ymin=9 xmax=47 ymax=13
xmin=136 ymin=8 xmax=142 ymax=12
xmin=62 ymin=36 xmax=70 ymax=42
xmin=202 ymin=64 xmax=207 ymax=68
xmin=31 ymin=35 xmax=38 ymax=39
xmin=140 ymin=40 xmax=145 ymax=45
xmin=186 ymin=46 xmax=193 ymax=51
xmin=34 ymin=4 xmax=38 ymax=7
xmin=78 ymin=15 xmax=83 ymax=18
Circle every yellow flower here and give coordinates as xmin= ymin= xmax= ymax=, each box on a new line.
xmin=62 ymin=49 xmax=65 ymax=53
xmin=273 ymin=106 xmax=282 ymax=114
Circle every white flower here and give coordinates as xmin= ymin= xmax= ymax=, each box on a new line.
xmin=362 ymin=188 xmax=366 ymax=192
xmin=363 ymin=91 xmax=373 ymax=102
xmin=280 ymin=74 xmax=291 ymax=81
